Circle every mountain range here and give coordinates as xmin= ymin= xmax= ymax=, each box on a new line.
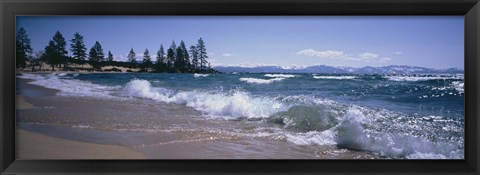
xmin=213 ymin=65 xmax=464 ymax=74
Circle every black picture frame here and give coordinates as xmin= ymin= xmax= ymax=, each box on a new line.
xmin=1 ymin=0 xmax=479 ymax=174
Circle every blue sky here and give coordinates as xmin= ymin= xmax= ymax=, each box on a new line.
xmin=16 ymin=16 xmax=463 ymax=69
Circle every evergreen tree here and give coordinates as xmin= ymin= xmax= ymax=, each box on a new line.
xmin=168 ymin=41 xmax=177 ymax=68
xmin=107 ymin=51 xmax=114 ymax=62
xmin=175 ymin=43 xmax=185 ymax=70
xmin=196 ymin=38 xmax=208 ymax=70
xmin=127 ymin=48 xmax=136 ymax=63
xmin=44 ymin=40 xmax=58 ymax=70
xmin=70 ymin=32 xmax=87 ymax=61
xmin=143 ymin=48 xmax=152 ymax=68
xmin=52 ymin=31 xmax=68 ymax=67
xmin=88 ymin=41 xmax=104 ymax=62
xmin=167 ymin=47 xmax=175 ymax=68
xmin=16 ymin=27 xmax=33 ymax=69
xmin=44 ymin=31 xmax=68 ymax=70
xmin=178 ymin=40 xmax=189 ymax=69
xmin=189 ymin=45 xmax=199 ymax=70
xmin=156 ymin=44 xmax=166 ymax=66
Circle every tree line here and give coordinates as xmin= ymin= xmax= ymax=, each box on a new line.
xmin=16 ymin=27 xmax=214 ymax=73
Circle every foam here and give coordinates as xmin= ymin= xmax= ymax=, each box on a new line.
xmin=18 ymin=73 xmax=119 ymax=98
xmin=332 ymin=107 xmax=463 ymax=159
xmin=194 ymin=73 xmax=210 ymax=77
xmin=313 ymin=76 xmax=356 ymax=80
xmin=386 ymin=75 xmax=461 ymax=82
xmin=451 ymin=81 xmax=464 ymax=93
xmin=122 ymin=79 xmax=288 ymax=119
xmin=264 ymin=74 xmax=298 ymax=78
xmin=239 ymin=77 xmax=285 ymax=84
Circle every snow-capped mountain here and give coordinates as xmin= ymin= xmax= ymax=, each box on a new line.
xmin=213 ymin=65 xmax=464 ymax=74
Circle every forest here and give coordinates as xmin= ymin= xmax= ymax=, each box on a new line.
xmin=16 ymin=27 xmax=216 ymax=73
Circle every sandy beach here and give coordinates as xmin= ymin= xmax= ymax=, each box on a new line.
xmin=16 ymin=129 xmax=145 ymax=159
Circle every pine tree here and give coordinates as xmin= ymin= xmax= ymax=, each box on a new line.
xmin=189 ymin=45 xmax=198 ymax=70
xmin=179 ymin=40 xmax=189 ymax=69
xmin=16 ymin=27 xmax=33 ymax=69
xmin=88 ymin=41 xmax=104 ymax=62
xmin=143 ymin=48 xmax=152 ymax=68
xmin=168 ymin=41 xmax=177 ymax=68
xmin=175 ymin=43 xmax=185 ymax=70
xmin=156 ymin=45 xmax=165 ymax=66
xmin=52 ymin=31 xmax=68 ymax=67
xmin=167 ymin=47 xmax=175 ymax=68
xmin=127 ymin=48 xmax=136 ymax=63
xmin=44 ymin=31 xmax=68 ymax=70
xmin=44 ymin=40 xmax=58 ymax=70
xmin=107 ymin=51 xmax=114 ymax=62
xmin=196 ymin=38 xmax=208 ymax=71
xmin=70 ymin=32 xmax=87 ymax=61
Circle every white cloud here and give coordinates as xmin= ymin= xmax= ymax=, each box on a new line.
xmin=222 ymin=53 xmax=237 ymax=57
xmin=297 ymin=49 xmax=391 ymax=63
xmin=379 ymin=57 xmax=392 ymax=62
xmin=296 ymin=49 xmax=346 ymax=58
xmin=358 ymin=52 xmax=379 ymax=60
xmin=395 ymin=51 xmax=403 ymax=55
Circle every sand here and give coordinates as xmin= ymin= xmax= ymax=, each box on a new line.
xmin=16 ymin=129 xmax=146 ymax=159
xmin=16 ymin=94 xmax=36 ymax=110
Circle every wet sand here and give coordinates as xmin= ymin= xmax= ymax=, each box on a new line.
xmin=16 ymin=77 xmax=378 ymax=159
xmin=16 ymin=129 xmax=145 ymax=159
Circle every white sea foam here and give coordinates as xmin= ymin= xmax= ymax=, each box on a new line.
xmin=313 ymin=76 xmax=356 ymax=80
xmin=285 ymin=130 xmax=336 ymax=146
xmin=451 ymin=81 xmax=464 ymax=93
xmin=18 ymin=73 xmax=119 ymax=98
xmin=122 ymin=79 xmax=288 ymax=119
xmin=194 ymin=73 xmax=209 ymax=77
xmin=386 ymin=75 xmax=462 ymax=82
xmin=331 ymin=107 xmax=463 ymax=159
xmin=239 ymin=77 xmax=285 ymax=84
xmin=264 ymin=74 xmax=298 ymax=78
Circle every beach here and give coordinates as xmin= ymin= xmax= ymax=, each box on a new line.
xmin=16 ymin=75 xmax=378 ymax=159
xmin=15 ymin=72 xmax=464 ymax=159
xmin=16 ymin=129 xmax=145 ymax=159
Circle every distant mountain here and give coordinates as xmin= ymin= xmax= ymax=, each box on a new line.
xmin=213 ymin=65 xmax=464 ymax=74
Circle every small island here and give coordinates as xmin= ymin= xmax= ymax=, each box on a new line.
xmin=16 ymin=27 xmax=216 ymax=74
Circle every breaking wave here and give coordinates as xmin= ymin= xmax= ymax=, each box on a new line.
xmin=239 ymin=77 xmax=285 ymax=84
xmin=264 ymin=74 xmax=298 ymax=78
xmin=18 ymin=73 xmax=119 ymax=98
xmin=313 ymin=76 xmax=357 ymax=80
xmin=386 ymin=75 xmax=463 ymax=82
xmin=194 ymin=73 xmax=210 ymax=77
xmin=122 ymin=79 xmax=288 ymax=119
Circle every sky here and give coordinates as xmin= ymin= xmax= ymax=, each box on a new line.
xmin=16 ymin=16 xmax=464 ymax=69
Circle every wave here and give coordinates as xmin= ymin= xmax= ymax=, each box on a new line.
xmin=264 ymin=74 xmax=298 ymax=78
xmin=386 ymin=75 xmax=462 ymax=82
xmin=122 ymin=79 xmax=288 ymax=119
xmin=278 ymin=106 xmax=464 ymax=159
xmin=313 ymin=76 xmax=356 ymax=80
xmin=194 ymin=73 xmax=209 ymax=77
xmin=451 ymin=81 xmax=464 ymax=93
xmin=18 ymin=73 xmax=119 ymax=98
xmin=18 ymin=74 xmax=464 ymax=159
xmin=239 ymin=77 xmax=285 ymax=84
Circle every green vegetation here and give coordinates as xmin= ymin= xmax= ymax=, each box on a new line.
xmin=16 ymin=28 xmax=215 ymax=73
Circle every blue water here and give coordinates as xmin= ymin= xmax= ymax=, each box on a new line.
xmin=18 ymin=72 xmax=465 ymax=159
